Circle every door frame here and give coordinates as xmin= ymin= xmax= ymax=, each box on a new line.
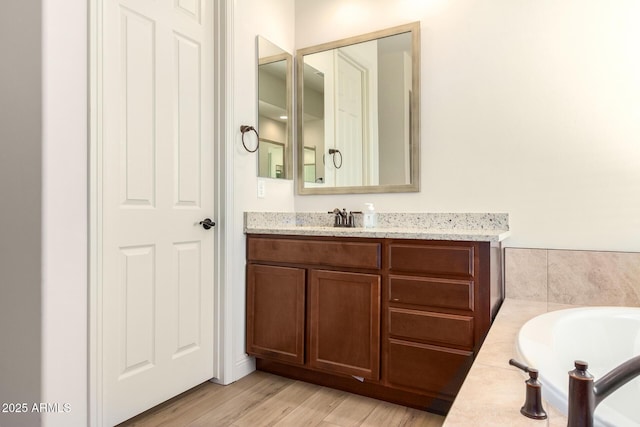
xmin=88 ymin=1 xmax=234 ymax=425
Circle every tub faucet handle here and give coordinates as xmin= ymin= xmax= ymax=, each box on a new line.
xmin=509 ymin=359 xmax=548 ymax=420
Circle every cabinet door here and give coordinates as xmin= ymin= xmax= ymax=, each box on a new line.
xmin=387 ymin=339 xmax=473 ymax=398
xmin=246 ymin=264 xmax=305 ymax=365
xmin=309 ymin=270 xmax=381 ymax=380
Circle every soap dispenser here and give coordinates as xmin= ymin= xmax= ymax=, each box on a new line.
xmin=363 ymin=203 xmax=377 ymax=228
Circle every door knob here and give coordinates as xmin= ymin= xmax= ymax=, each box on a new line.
xmin=199 ymin=218 xmax=216 ymax=230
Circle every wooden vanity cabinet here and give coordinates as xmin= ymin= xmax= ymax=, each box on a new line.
xmin=246 ymin=236 xmax=382 ymax=380
xmin=246 ymin=234 xmax=502 ymax=414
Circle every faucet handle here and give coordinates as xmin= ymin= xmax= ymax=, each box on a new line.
xmin=509 ymin=359 xmax=531 ymax=373
xmin=509 ymin=359 xmax=548 ymax=420
xmin=327 ymin=208 xmax=342 ymax=227
xmin=347 ymin=211 xmax=363 ymax=228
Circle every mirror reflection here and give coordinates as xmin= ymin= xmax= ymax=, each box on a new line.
xmin=297 ymin=22 xmax=420 ymax=194
xmin=257 ymin=37 xmax=292 ymax=179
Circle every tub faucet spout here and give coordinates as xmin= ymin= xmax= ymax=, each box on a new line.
xmin=568 ymin=355 xmax=640 ymax=427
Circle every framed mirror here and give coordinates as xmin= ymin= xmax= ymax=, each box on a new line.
xmin=257 ymin=37 xmax=293 ymax=179
xmin=296 ymin=22 xmax=420 ymax=195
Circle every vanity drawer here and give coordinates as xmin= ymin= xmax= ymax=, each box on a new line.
xmin=247 ymin=237 xmax=381 ymax=269
xmin=389 ymin=243 xmax=474 ymax=276
xmin=389 ymin=275 xmax=474 ymax=311
xmin=387 ymin=339 xmax=473 ymax=397
xmin=388 ymin=308 xmax=474 ymax=348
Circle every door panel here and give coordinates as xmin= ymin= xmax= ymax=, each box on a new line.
xmin=173 ymin=241 xmax=202 ymax=356
xmin=101 ymin=1 xmax=214 ymax=425
xmin=118 ymin=245 xmax=156 ymax=378
xmin=174 ymin=33 xmax=202 ymax=207
xmin=120 ymin=8 xmax=156 ymax=207
xmin=335 ymin=53 xmax=364 ymax=187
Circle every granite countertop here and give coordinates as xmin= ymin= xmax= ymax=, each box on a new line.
xmin=244 ymin=212 xmax=511 ymax=242
xmin=443 ymin=299 xmax=574 ymax=427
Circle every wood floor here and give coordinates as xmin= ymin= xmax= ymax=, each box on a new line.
xmin=118 ymin=371 xmax=445 ymax=427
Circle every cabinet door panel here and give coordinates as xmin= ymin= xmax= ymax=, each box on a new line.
xmin=309 ymin=270 xmax=381 ymax=380
xmin=246 ymin=264 xmax=305 ymax=365
xmin=387 ymin=339 xmax=473 ymax=398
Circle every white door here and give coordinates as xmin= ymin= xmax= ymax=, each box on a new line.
xmin=335 ymin=52 xmax=365 ymax=186
xmin=100 ymin=0 xmax=215 ymax=425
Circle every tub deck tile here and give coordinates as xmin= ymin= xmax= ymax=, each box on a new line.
xmin=444 ymin=299 xmax=568 ymax=426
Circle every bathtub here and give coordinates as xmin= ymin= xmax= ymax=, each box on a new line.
xmin=516 ymin=307 xmax=640 ymax=427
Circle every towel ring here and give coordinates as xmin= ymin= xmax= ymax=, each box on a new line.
xmin=328 ymin=148 xmax=342 ymax=169
xmin=240 ymin=125 xmax=259 ymax=153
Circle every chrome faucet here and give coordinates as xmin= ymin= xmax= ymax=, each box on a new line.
xmin=327 ymin=208 xmax=362 ymax=228
xmin=567 ymin=355 xmax=640 ymax=427
xmin=328 ymin=208 xmax=348 ymax=227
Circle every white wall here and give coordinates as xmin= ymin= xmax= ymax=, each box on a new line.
xmin=294 ymin=0 xmax=640 ymax=252
xmin=0 ymin=1 xmax=87 ymax=426
xmin=225 ymin=0 xmax=296 ymax=382
xmin=41 ymin=1 xmax=88 ymax=426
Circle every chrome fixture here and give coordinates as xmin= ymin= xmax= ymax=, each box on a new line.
xmin=240 ymin=125 xmax=259 ymax=153
xmin=327 ymin=208 xmax=362 ymax=228
xmin=328 ymin=148 xmax=343 ymax=169
xmin=509 ymin=359 xmax=547 ymax=420
xmin=567 ymin=355 xmax=640 ymax=427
